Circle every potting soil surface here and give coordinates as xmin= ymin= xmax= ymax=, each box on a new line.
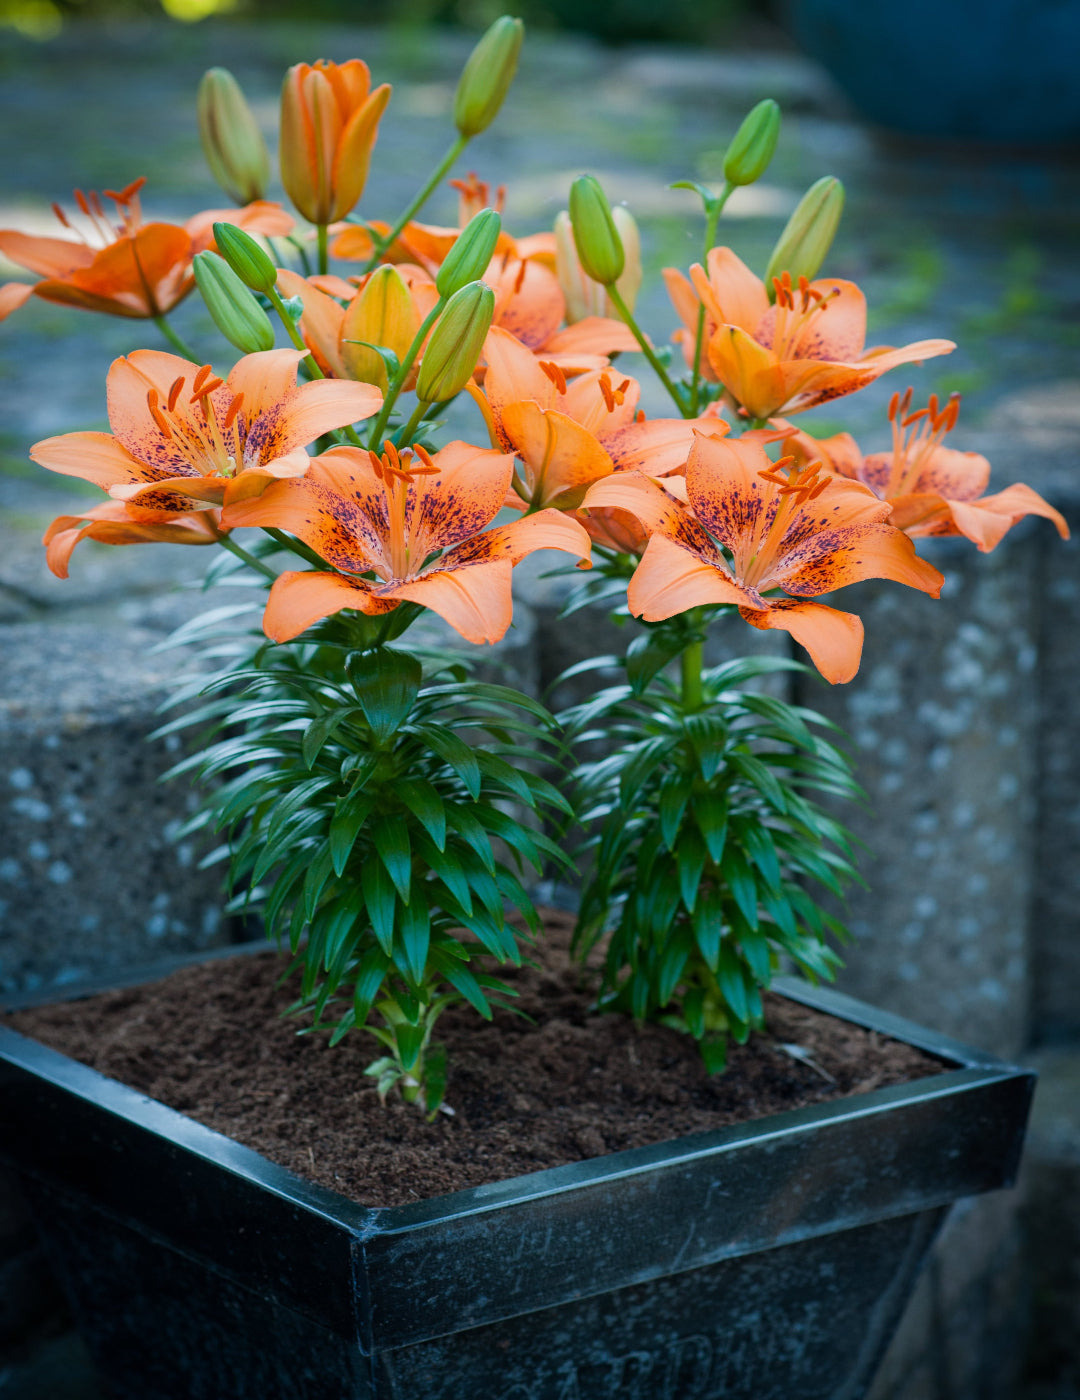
xmin=7 ymin=912 xmax=946 ymax=1208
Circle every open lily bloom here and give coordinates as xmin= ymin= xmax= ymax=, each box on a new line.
xmin=667 ymin=247 xmax=954 ymax=420
xmin=42 ymin=500 xmax=223 ymax=579
xmin=472 ymin=326 xmax=720 ymax=510
xmin=786 ymin=390 xmax=1069 ymax=553
xmin=582 ymin=431 xmax=943 ymax=683
xmin=30 ymin=348 xmax=381 ymax=520
xmin=0 ymin=179 xmax=292 ymax=322
xmin=221 ymin=440 xmax=592 ymax=644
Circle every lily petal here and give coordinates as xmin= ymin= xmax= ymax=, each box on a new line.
xmin=739 ymin=598 xmax=864 ymax=684
xmin=262 ymin=569 xmax=390 ymax=642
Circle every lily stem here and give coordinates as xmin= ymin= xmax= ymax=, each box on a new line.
xmin=317 ymin=224 xmax=329 ymax=276
xmin=367 ymin=298 xmax=445 ymax=449
xmin=153 ymin=315 xmax=199 ymax=362
xmin=395 ymin=398 xmax=431 ymax=449
xmin=680 ymin=629 xmax=705 ymax=714
xmin=607 ymin=285 xmax=688 ymax=419
xmin=361 ymin=133 xmax=469 ymax=275
xmin=217 ymin=533 xmax=279 ymax=582
xmin=690 ymin=180 xmax=735 ymax=415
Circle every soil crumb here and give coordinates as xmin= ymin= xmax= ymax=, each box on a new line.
xmin=7 ymin=911 xmax=946 ymax=1208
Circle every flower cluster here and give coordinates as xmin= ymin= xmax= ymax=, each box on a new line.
xmin=11 ymin=21 xmax=1068 ymax=1108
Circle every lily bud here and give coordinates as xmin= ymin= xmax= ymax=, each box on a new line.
xmin=197 ymin=68 xmax=271 ymax=206
xmin=436 ymin=209 xmax=502 ymax=298
xmin=280 ymin=60 xmax=391 ymax=225
xmin=765 ymin=175 xmax=845 ymax=294
xmin=555 ymin=205 xmax=641 ymax=323
xmin=567 ymin=175 xmax=624 ymax=287
xmin=454 ymin=16 xmax=524 ymax=139
xmin=416 ymin=281 xmax=495 ymax=403
xmin=723 ymin=99 xmax=781 ymax=187
xmin=341 ymin=265 xmax=420 ymax=390
xmin=212 ymin=222 xmax=278 ymax=296
xmin=193 ymin=251 xmax=275 ymax=353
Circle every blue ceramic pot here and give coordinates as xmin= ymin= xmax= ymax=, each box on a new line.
xmin=785 ymin=0 xmax=1080 ymax=144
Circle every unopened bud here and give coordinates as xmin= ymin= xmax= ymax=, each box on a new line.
xmin=196 ymin=68 xmax=271 ymax=206
xmin=212 ymin=222 xmax=278 ymax=296
xmin=765 ymin=175 xmax=845 ymax=294
xmin=436 ymin=209 xmax=502 ymax=298
xmin=341 ymin=265 xmax=420 ymax=389
xmin=454 ymin=16 xmax=524 ymax=139
xmin=567 ymin=175 xmax=624 ymax=287
xmin=723 ymin=99 xmax=781 ymax=187
xmin=416 ymin=281 xmax=495 ymax=403
xmin=193 ymin=251 xmax=275 ymax=353
xmin=555 ymin=205 xmax=641 ymax=322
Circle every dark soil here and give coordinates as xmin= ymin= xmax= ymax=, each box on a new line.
xmin=6 ymin=912 xmax=946 ymax=1209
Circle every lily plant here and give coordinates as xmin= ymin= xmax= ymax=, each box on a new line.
xmin=10 ymin=21 xmax=1068 ymax=1110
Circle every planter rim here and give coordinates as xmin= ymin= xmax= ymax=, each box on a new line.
xmin=0 ymin=961 xmax=1029 ymax=1234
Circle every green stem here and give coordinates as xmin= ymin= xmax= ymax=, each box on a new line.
xmin=152 ymin=315 xmax=199 ymax=362
xmin=680 ymin=633 xmax=704 ymax=713
xmin=607 ymin=285 xmax=689 ymax=418
xmin=690 ymin=181 xmax=735 ymax=415
xmin=317 ymin=223 xmax=329 ymax=276
xmin=395 ymin=397 xmax=430 ymax=448
xmin=362 ymin=133 xmax=469 ymax=274
xmin=367 ymin=298 xmax=444 ymax=449
xmin=264 ymin=527 xmax=329 ymax=570
xmin=217 ymin=532 xmax=279 ymax=582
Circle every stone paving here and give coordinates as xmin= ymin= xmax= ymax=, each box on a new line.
xmin=1 ymin=15 xmax=1080 ymax=1400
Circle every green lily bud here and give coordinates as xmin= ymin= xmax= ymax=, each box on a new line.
xmin=567 ymin=175 xmax=624 ymax=287
xmin=723 ymin=99 xmax=781 ymax=187
xmin=454 ymin=16 xmax=524 ymax=139
xmin=416 ymin=281 xmax=495 ymax=403
xmin=764 ymin=175 xmax=845 ymax=295
xmin=555 ymin=204 xmax=641 ymax=322
xmin=193 ymin=251 xmax=275 ymax=354
xmin=212 ymin=222 xmax=278 ymax=296
xmin=436 ymin=209 xmax=502 ymax=298
xmin=196 ymin=68 xmax=271 ymax=206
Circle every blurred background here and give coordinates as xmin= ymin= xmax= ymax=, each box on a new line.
xmin=1 ymin=1 xmax=1079 ymax=1398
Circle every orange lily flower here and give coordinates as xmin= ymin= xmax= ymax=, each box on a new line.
xmin=472 ymin=326 xmax=723 ymax=510
xmin=275 ymin=265 xmax=438 ymax=384
xmin=279 ymin=61 xmax=391 ymax=225
xmin=665 ymin=246 xmax=954 ymax=419
xmin=786 ymin=390 xmax=1069 ymax=553
xmin=0 ymin=178 xmax=292 ymax=322
xmin=581 ymin=432 xmax=943 ymax=684
xmin=29 ymin=348 xmax=381 ymax=519
xmin=42 ymin=500 xmax=224 ymax=579
xmin=220 ymin=440 xmax=592 ymax=644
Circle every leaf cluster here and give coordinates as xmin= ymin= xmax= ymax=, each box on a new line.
xmin=562 ymin=643 xmax=863 ymax=1073
xmin=157 ymin=609 xmax=570 ymax=1114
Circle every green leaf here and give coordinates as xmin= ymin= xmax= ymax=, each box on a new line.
xmin=361 ymin=858 xmax=397 ymax=955
xmin=374 ymin=813 xmax=412 ymax=902
xmin=349 ymin=648 xmax=421 ymax=744
xmin=720 ymin=845 xmax=759 ymax=929
xmin=422 ymin=1041 xmax=447 ymax=1116
xmin=677 ymin=826 xmax=707 ymax=913
xmin=717 ymin=944 xmax=750 ymax=1023
xmin=329 ymin=790 xmax=375 ymax=876
xmin=729 ymin=751 xmax=788 ymax=812
xmin=692 ymin=886 xmax=724 ymax=970
xmin=626 ymin=632 xmax=681 ymax=694
xmin=397 ymin=779 xmax=447 ymax=851
xmin=739 ymin=924 xmax=773 ymax=983
xmin=700 ymin=1035 xmax=728 ymax=1074
xmin=394 ymin=1019 xmax=426 ymax=1073
xmin=682 ymin=985 xmax=706 ymax=1039
xmin=658 ymin=771 xmax=692 ymax=850
xmin=691 ymin=790 xmax=728 ymax=863
xmin=302 ymin=711 xmax=348 ymax=768
xmin=657 ymin=925 xmax=693 ymax=1005
xmin=398 ymin=890 xmax=430 ymax=984
xmin=413 ymin=723 xmax=482 ymax=799
xmin=741 ymin=819 xmax=782 ymax=892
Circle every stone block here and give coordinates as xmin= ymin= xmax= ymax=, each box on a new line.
xmin=797 ymin=530 xmax=1039 ymax=1058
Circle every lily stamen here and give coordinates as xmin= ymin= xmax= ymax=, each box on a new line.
xmin=888 ymin=388 xmax=962 ymax=496
xmin=539 ymin=360 xmax=568 ymax=395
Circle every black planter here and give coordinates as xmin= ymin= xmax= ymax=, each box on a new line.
xmin=0 ymin=972 xmax=1033 ymax=1400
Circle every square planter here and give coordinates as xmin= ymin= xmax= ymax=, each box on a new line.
xmin=0 ymin=968 xmax=1033 ymax=1400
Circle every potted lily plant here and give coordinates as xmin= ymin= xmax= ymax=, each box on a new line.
xmin=0 ymin=19 xmax=1060 ymax=1399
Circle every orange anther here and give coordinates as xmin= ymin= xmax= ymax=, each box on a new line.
xmin=191 ymin=364 xmax=213 ymax=395
xmin=222 ymin=392 xmax=245 ymax=431
xmin=74 ymin=189 xmax=91 ymax=217
xmin=51 ymin=202 xmax=73 ymax=230
xmin=513 ymin=260 xmax=527 ymax=296
xmin=539 ymin=360 xmax=567 ymax=395
xmin=167 ymin=377 xmax=185 ymax=413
